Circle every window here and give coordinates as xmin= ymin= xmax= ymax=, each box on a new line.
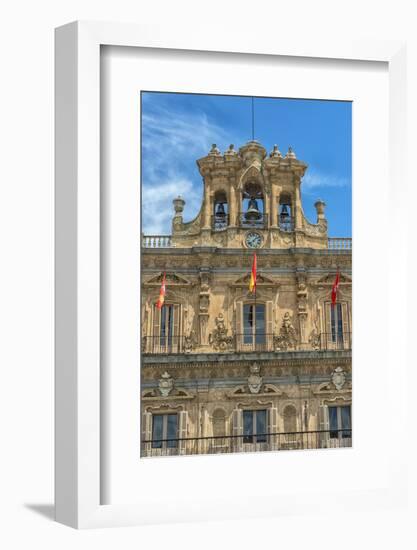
xmin=151 ymin=413 xmax=178 ymax=449
xmin=243 ymin=303 xmax=265 ymax=345
xmin=330 ymin=303 xmax=344 ymax=344
xmin=328 ymin=405 xmax=351 ymax=439
xmin=325 ymin=301 xmax=350 ymax=350
xmin=152 ymin=303 xmax=182 ymax=353
xmin=243 ymin=409 xmax=267 ymax=443
xmin=160 ymin=304 xmax=174 ymax=347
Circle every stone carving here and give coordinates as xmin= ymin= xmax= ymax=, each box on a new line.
xmin=209 ymin=313 xmax=234 ymax=351
xmin=274 ymin=312 xmax=298 ymax=351
xmin=158 ymin=371 xmax=174 ymax=397
xmin=184 ymin=330 xmax=197 ymax=354
xmin=247 ymin=362 xmax=263 ymax=394
xmin=308 ymin=326 xmax=321 ymax=351
xmin=331 ymin=366 xmax=346 ymax=390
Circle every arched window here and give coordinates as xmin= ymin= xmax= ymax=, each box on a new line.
xmin=278 ymin=193 xmax=294 ymax=232
xmin=213 ymin=190 xmax=228 ymax=231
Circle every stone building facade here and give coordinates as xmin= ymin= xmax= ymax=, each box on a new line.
xmin=141 ymin=140 xmax=352 ymax=457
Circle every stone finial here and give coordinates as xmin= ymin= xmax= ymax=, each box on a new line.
xmin=314 ymin=199 xmax=326 ymax=219
xmin=208 ymin=143 xmax=221 ymax=156
xmin=173 ymin=195 xmax=185 ymax=215
xmin=270 ymin=144 xmax=282 ymax=158
xmin=286 ymin=146 xmax=296 ymax=159
xmin=225 ymin=144 xmax=237 ymax=156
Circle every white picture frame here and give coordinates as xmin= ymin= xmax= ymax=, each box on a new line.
xmin=55 ymin=21 xmax=408 ymax=529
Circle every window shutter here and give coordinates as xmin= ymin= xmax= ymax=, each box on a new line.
xmin=152 ymin=305 xmax=161 ymax=353
xmin=266 ymin=300 xmax=273 ymax=351
xmin=268 ymin=407 xmax=278 ymax=449
xmin=342 ymin=302 xmax=350 ymax=348
xmin=173 ymin=303 xmax=182 ymax=352
xmin=232 ymin=408 xmax=243 ymax=452
xmin=178 ymin=410 xmax=188 ymax=455
xmin=235 ymin=301 xmax=243 ymax=351
xmin=325 ymin=303 xmax=332 ymax=348
xmin=142 ymin=411 xmax=152 ymax=456
xmin=318 ymin=404 xmax=330 ymax=449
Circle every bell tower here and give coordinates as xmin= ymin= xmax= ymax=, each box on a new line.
xmin=171 ymin=140 xmax=328 ymax=250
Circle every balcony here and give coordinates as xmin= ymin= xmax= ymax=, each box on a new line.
xmin=327 ymin=237 xmax=352 ymax=250
xmin=141 ymin=429 xmax=352 ymax=457
xmin=142 ymin=332 xmax=351 ymax=355
xmin=141 ymin=234 xmax=352 ymax=249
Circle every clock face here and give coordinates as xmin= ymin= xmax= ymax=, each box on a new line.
xmin=245 ymin=232 xmax=263 ymax=249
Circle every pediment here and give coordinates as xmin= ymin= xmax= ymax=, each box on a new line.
xmin=315 ymin=272 xmax=352 ymax=285
xmin=231 ymin=272 xmax=277 ymax=287
xmin=144 ymin=272 xmax=192 ymax=286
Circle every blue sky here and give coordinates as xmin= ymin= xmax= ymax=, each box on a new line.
xmin=141 ymin=92 xmax=351 ymax=237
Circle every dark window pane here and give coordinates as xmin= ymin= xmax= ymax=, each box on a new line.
xmin=331 ymin=304 xmax=336 ymax=342
xmin=255 ymin=305 xmax=265 ymax=343
xmin=243 ymin=410 xmax=253 ymax=443
xmin=166 ymin=414 xmax=178 ymax=448
xmin=329 ymin=407 xmax=338 ymax=438
xmin=341 ymin=406 xmax=351 ymax=438
xmin=152 ymin=415 xmax=163 ymax=448
xmin=256 ymin=410 xmax=267 ymax=443
xmin=337 ymin=303 xmax=343 ymax=344
xmin=243 ymin=304 xmax=253 ymax=343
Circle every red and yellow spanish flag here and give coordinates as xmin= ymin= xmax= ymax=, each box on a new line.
xmin=156 ymin=272 xmax=166 ymax=309
xmin=249 ymin=253 xmax=257 ymax=294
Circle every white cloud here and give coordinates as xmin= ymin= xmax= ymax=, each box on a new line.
xmin=302 ymin=170 xmax=350 ymax=193
xmin=141 ymin=101 xmax=235 ymax=234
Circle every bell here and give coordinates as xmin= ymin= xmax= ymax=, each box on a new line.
xmin=215 ymin=202 xmax=226 ymax=219
xmin=280 ymin=204 xmax=290 ymax=221
xmin=244 ymin=197 xmax=261 ymax=221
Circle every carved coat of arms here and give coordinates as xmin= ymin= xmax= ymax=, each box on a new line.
xmin=331 ymin=366 xmax=346 ymax=390
xmin=158 ymin=371 xmax=174 ymax=397
xmin=248 ymin=362 xmax=263 ymax=394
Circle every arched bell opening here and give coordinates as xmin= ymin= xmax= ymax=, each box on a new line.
xmin=241 ymin=181 xmax=266 ymax=228
xmin=212 ymin=190 xmax=229 ymax=231
xmin=278 ymin=193 xmax=294 ymax=232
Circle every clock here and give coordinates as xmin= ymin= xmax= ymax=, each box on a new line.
xmin=245 ymin=231 xmax=263 ymax=249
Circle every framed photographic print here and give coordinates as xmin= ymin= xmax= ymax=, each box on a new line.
xmin=55 ymin=22 xmax=408 ymax=529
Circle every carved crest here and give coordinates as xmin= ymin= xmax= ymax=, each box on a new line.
xmin=247 ymin=362 xmax=263 ymax=394
xmin=331 ymin=366 xmax=346 ymax=390
xmin=158 ymin=371 xmax=174 ymax=397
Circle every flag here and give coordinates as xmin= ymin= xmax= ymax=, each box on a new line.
xmin=249 ymin=253 xmax=257 ymax=294
xmin=331 ymin=270 xmax=340 ymax=306
xmin=156 ymin=272 xmax=166 ymax=309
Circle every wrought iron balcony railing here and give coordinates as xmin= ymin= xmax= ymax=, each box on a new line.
xmin=142 ymin=332 xmax=351 ymax=355
xmin=319 ymin=332 xmax=352 ymax=351
xmin=141 ymin=429 xmax=352 ymax=457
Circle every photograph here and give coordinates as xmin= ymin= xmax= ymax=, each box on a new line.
xmin=140 ymin=91 xmax=352 ymax=457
